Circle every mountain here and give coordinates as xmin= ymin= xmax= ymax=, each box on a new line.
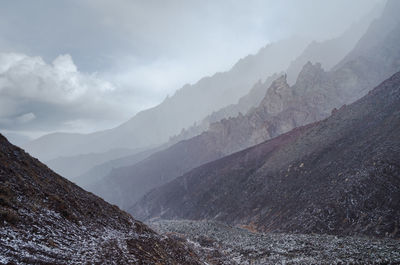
xmin=28 ymin=5 xmax=379 ymax=178
xmin=1 ymin=132 xmax=32 ymax=147
xmin=46 ymin=147 xmax=137 ymax=180
xmin=168 ymin=73 xmax=281 ymax=145
xmin=285 ymin=3 xmax=383 ymax=85
xmin=132 ymin=70 xmax=400 ymax=238
xmin=86 ymin=128 xmax=226 ymax=208
xmin=85 ymin=59 xmax=356 ymax=209
xmin=88 ymin=0 xmax=400 ymax=209
xmin=335 ymin=0 xmax=400 ymax=70
xmin=0 ymin=134 xmax=201 ymax=264
xmin=75 ymin=146 xmax=161 ymax=188
xmin=23 ymin=37 xmax=310 ymax=162
xmin=168 ymin=6 xmax=381 ymax=146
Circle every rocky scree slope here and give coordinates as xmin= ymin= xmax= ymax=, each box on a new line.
xmin=0 ymin=134 xmax=201 ymax=264
xmin=150 ymin=220 xmax=400 ymax=265
xmin=133 ymin=71 xmax=400 ymax=239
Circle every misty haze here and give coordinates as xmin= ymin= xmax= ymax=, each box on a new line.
xmin=1 ymin=0 xmax=400 ymax=264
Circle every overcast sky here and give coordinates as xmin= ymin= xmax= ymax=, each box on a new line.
xmin=0 ymin=0 xmax=383 ymax=140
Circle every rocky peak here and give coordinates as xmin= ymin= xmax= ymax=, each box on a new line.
xmin=260 ymin=74 xmax=293 ymax=115
xmin=294 ymin=62 xmax=326 ymax=90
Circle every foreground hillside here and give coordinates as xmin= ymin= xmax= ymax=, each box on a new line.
xmin=133 ymin=71 xmax=400 ymax=238
xmin=0 ymin=134 xmax=200 ymax=264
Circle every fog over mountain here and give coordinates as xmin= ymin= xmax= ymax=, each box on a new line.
xmin=3 ymin=1 xmax=400 ymax=264
xmin=0 ymin=0 xmax=380 ymax=140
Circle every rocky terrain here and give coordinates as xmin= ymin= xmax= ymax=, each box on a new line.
xmin=88 ymin=0 xmax=400 ymax=210
xmin=0 ymin=134 xmax=201 ymax=264
xmin=150 ymin=220 xmax=400 ymax=265
xmin=133 ymin=70 xmax=400 ymax=238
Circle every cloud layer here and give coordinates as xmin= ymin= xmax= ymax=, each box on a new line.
xmin=0 ymin=53 xmax=131 ymax=135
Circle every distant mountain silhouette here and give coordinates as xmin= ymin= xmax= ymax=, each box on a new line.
xmin=24 ymin=37 xmax=310 ymax=162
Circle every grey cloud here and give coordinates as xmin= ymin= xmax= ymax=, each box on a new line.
xmin=0 ymin=53 xmax=133 ymax=135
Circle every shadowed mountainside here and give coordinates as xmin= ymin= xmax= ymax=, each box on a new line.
xmin=0 ymin=134 xmax=201 ymax=264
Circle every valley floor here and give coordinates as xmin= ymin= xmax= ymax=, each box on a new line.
xmin=150 ymin=220 xmax=400 ymax=265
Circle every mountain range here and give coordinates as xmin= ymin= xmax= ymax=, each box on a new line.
xmin=23 ymin=37 xmax=311 ymax=162
xmin=85 ymin=0 xmax=400 ymax=210
xmin=29 ymin=6 xmax=381 ymax=183
xmin=2 ymin=1 xmax=400 ymax=264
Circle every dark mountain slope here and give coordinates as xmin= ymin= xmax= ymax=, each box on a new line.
xmin=0 ymin=134 xmax=201 ymax=264
xmin=88 ymin=132 xmax=226 ymax=208
xmin=133 ymin=71 xmax=400 ymax=239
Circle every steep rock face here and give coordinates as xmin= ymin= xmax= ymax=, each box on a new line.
xmin=0 ymin=135 xmax=201 ymax=264
xmin=132 ymin=71 xmax=400 ymax=239
xmin=168 ymin=73 xmax=281 ymax=146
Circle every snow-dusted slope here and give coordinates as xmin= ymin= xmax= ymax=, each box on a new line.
xmin=0 ymin=134 xmax=201 ymax=264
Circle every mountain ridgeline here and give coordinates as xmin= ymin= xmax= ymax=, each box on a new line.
xmin=133 ymin=70 xmax=400 ymax=238
xmin=24 ymin=37 xmax=311 ymax=162
xmin=31 ymin=7 xmax=380 ymax=181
